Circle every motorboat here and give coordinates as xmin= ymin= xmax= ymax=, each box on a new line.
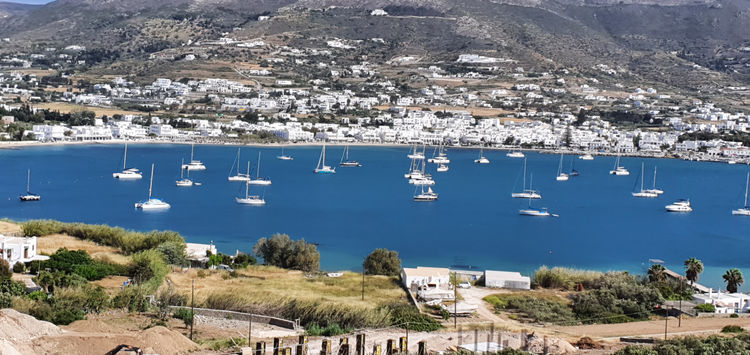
xmin=579 ymin=154 xmax=594 ymax=160
xmin=665 ymin=199 xmax=692 ymax=212
xmin=507 ymin=151 xmax=525 ymax=158
xmin=437 ymin=164 xmax=449 ymax=172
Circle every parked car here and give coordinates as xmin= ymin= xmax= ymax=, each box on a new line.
xmin=217 ymin=264 xmax=234 ymax=272
xmin=458 ymin=282 xmax=471 ymax=289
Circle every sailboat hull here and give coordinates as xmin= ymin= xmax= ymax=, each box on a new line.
xmin=135 ymin=200 xmax=171 ymax=210
xmin=474 ymin=158 xmax=490 ymax=164
xmin=228 ymin=176 xmax=251 ymax=182
xmin=519 ymin=209 xmax=550 ymax=216
xmin=236 ymin=197 xmax=266 ymax=205
xmin=113 ymin=172 xmax=142 ymax=179
xmin=511 ymin=192 xmax=541 ymax=199
xmin=632 ymin=191 xmax=658 ymax=198
xmin=732 ymin=208 xmax=750 ymax=216
xmin=314 ymin=168 xmax=336 ymax=174
xmin=277 ymin=156 xmax=294 ymax=161
xmin=19 ymin=195 xmax=41 ymax=201
xmin=247 ymin=179 xmax=272 ymax=185
xmin=340 ymin=161 xmax=362 ymax=167
xmin=556 ymin=174 xmax=569 ymax=181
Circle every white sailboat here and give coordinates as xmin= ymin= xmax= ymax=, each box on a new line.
xmin=176 ymin=159 xmax=194 ymax=187
xmin=409 ymin=157 xmax=435 ymax=185
xmin=236 ymin=181 xmax=266 ymax=205
xmin=644 ymin=166 xmax=664 ymax=195
xmin=437 ymin=164 xmax=449 ymax=172
xmin=474 ymin=147 xmax=490 ymax=164
xmin=314 ymin=144 xmax=336 ymax=174
xmin=609 ymin=153 xmax=629 ymax=176
xmin=19 ymin=169 xmax=40 ymax=201
xmin=404 ymin=156 xmax=424 ymax=179
xmin=407 ymin=145 xmax=426 ymax=160
xmin=632 ymin=162 xmax=658 ymax=198
xmin=182 ymin=144 xmax=206 ymax=171
xmin=339 ymin=145 xmax=362 ymax=167
xmin=277 ymin=146 xmax=294 ymax=161
xmin=428 ymin=144 xmax=450 ymax=164
xmin=512 ymin=159 xmax=542 ymax=199
xmin=413 ymin=186 xmax=438 ymax=202
xmin=135 ymin=164 xmax=170 ymax=210
xmin=555 ymin=153 xmax=569 ymax=181
xmin=112 ymin=143 xmax=142 ymax=179
xmin=228 ymin=148 xmax=251 ymax=182
xmin=732 ymin=173 xmax=750 ymax=216
xmin=248 ymin=152 xmax=272 ymax=185
xmin=579 ymin=153 xmax=594 ymax=160
xmin=507 ymin=150 xmax=525 ymax=158
xmin=519 ymin=191 xmax=556 ymax=217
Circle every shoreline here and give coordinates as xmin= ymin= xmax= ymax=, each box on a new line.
xmin=0 ymin=139 xmax=742 ymax=164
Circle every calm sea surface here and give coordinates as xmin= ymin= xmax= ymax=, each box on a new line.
xmin=2 ymin=144 xmax=749 ymax=290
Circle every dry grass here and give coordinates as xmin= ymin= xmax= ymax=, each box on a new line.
xmin=0 ymin=220 xmax=21 ymax=235
xmin=169 ymin=266 xmax=406 ymax=309
xmin=33 ymin=102 xmax=163 ymax=117
xmin=37 ymin=233 xmax=131 ymax=265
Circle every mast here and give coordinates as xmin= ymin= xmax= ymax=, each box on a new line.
xmin=180 ymin=159 xmax=184 ymax=179
xmin=522 ymin=158 xmax=527 ymax=191
xmin=123 ymin=143 xmax=128 ymax=170
xmin=237 ymin=148 xmax=241 ymax=175
xmin=317 ymin=145 xmax=324 ymax=169
xmin=558 ymin=153 xmax=563 ymax=175
xmin=246 ymin=161 xmax=250 ymax=177
xmin=245 ymin=181 xmax=249 ymax=199
xmin=653 ymin=166 xmax=658 ymax=189
xmin=26 ymin=169 xmax=30 ymax=193
xmin=745 ymin=173 xmax=749 ymax=207
xmin=322 ymin=145 xmax=326 ymax=166
xmin=257 ymin=152 xmax=261 ymax=179
xmin=148 ymin=164 xmax=154 ymax=200
xmin=640 ymin=162 xmax=645 ymax=191
xmin=190 ymin=144 xmax=195 ymax=162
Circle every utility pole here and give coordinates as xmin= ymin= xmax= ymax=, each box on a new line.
xmin=191 ymin=279 xmax=195 ymax=341
xmin=664 ymin=304 xmax=668 ymax=340
xmin=248 ymin=314 xmax=252 ymax=348
xmin=361 ymin=262 xmax=365 ymax=301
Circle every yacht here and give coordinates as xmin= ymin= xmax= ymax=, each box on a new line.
xmin=176 ymin=159 xmax=194 ymax=187
xmin=404 ymin=157 xmax=424 ymax=179
xmin=579 ymin=154 xmax=594 ymax=160
xmin=112 ymin=144 xmax=142 ymax=179
xmin=314 ymin=144 xmax=336 ymax=174
xmin=665 ymin=199 xmax=692 ymax=212
xmin=410 ymin=177 xmax=436 ymax=185
xmin=228 ymin=148 xmax=251 ymax=182
xmin=609 ymin=153 xmax=629 ymax=176
xmin=413 ymin=186 xmax=438 ymax=202
xmin=236 ymin=182 xmax=266 ymax=205
xmin=632 ymin=162 xmax=658 ymax=198
xmin=182 ymin=144 xmax=206 ymax=171
xmin=19 ymin=169 xmax=41 ymax=201
xmin=428 ymin=144 xmax=450 ymax=164
xmin=474 ymin=148 xmax=490 ymax=164
xmin=507 ymin=151 xmax=525 ymax=158
xmin=339 ymin=145 xmax=362 ymax=167
xmin=644 ymin=166 xmax=664 ymax=195
xmin=407 ymin=145 xmax=426 ymax=160
xmin=135 ymin=164 xmax=170 ymax=210
xmin=555 ymin=153 xmax=569 ymax=181
xmin=248 ymin=152 xmax=272 ymax=185
xmin=277 ymin=146 xmax=294 ymax=161
xmin=511 ymin=159 xmax=542 ymax=199
xmin=437 ymin=164 xmax=449 ymax=172
xmin=732 ymin=173 xmax=750 ymax=216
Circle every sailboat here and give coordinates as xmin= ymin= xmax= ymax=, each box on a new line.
xmin=112 ymin=144 xmax=142 ymax=179
xmin=474 ymin=147 xmax=490 ymax=164
xmin=407 ymin=145 xmax=426 ymax=160
xmin=507 ymin=150 xmax=525 ymax=158
xmin=579 ymin=153 xmax=594 ymax=160
xmin=404 ymin=156 xmax=424 ymax=179
xmin=569 ymin=161 xmax=579 ymax=177
xmin=437 ymin=164 xmax=449 ymax=172
xmin=409 ymin=158 xmax=435 ymax=185
xmin=632 ymin=162 xmax=658 ymax=198
xmin=732 ymin=173 xmax=750 ymax=216
xmin=519 ymin=191 xmax=556 ymax=217
xmin=19 ymin=169 xmax=41 ymax=201
xmin=339 ymin=145 xmax=362 ymax=167
xmin=644 ymin=166 xmax=664 ymax=195
xmin=248 ymin=152 xmax=272 ymax=185
xmin=277 ymin=146 xmax=294 ymax=161
xmin=135 ymin=164 xmax=170 ymax=210
xmin=182 ymin=144 xmax=206 ymax=171
xmin=176 ymin=159 xmax=194 ymax=187
xmin=428 ymin=144 xmax=450 ymax=164
xmin=413 ymin=186 xmax=438 ymax=202
xmin=228 ymin=148 xmax=250 ymax=182
xmin=314 ymin=144 xmax=336 ymax=174
xmin=609 ymin=153 xmax=629 ymax=175
xmin=555 ymin=153 xmax=569 ymax=181
xmin=236 ymin=181 xmax=266 ymax=205
xmin=512 ymin=159 xmax=542 ymax=199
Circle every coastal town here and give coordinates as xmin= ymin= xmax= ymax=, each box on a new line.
xmin=1 ymin=29 xmax=749 ymax=163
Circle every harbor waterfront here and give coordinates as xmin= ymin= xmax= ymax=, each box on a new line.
xmin=3 ymin=143 xmax=750 ymax=290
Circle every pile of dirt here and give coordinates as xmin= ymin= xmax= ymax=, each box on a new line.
xmin=0 ymin=309 xmax=62 ymax=342
xmin=527 ymin=336 xmax=578 ymax=354
xmin=140 ymin=326 xmax=199 ymax=354
xmin=64 ymin=319 xmax=125 ymax=334
xmin=575 ymin=336 xmax=605 ymax=349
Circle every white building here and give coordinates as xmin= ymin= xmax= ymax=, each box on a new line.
xmin=401 ymin=266 xmax=451 ymax=289
xmin=0 ymin=235 xmax=48 ymax=266
xmin=483 ymin=270 xmax=531 ymax=290
xmin=693 ymin=289 xmax=750 ymax=314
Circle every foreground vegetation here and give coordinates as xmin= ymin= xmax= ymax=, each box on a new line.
xmin=616 ymin=334 xmax=750 ymax=354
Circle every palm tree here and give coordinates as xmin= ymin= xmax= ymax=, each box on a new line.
xmin=723 ymin=269 xmax=744 ymax=293
xmin=684 ymin=258 xmax=704 ymax=284
xmin=648 ymin=264 xmax=667 ymax=283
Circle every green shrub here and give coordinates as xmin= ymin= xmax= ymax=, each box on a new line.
xmin=232 ymin=253 xmax=257 ymax=269
xmin=731 ymin=313 xmax=739 ymax=318
xmin=22 ymin=220 xmax=185 ymax=255
xmin=113 ymin=286 xmax=149 ymax=312
xmin=0 ymin=278 xmax=26 ymax=296
xmin=364 ymin=249 xmax=401 ymax=276
xmin=128 ymin=250 xmax=168 ymax=291
xmin=386 ymin=303 xmax=442 ymax=331
xmin=173 ymin=307 xmax=194 ymax=328
xmin=155 ymin=241 xmax=187 ymax=265
xmin=12 ymin=262 xmax=25 ymax=274
xmin=253 ymin=234 xmax=320 ymax=272
xmin=533 ymin=266 xmax=602 ymax=290
xmin=306 ymin=323 xmax=351 ymax=336
xmin=35 ymin=270 xmax=88 ymax=293
xmin=0 ymin=259 xmax=11 ymax=279
xmin=27 ymin=290 xmax=47 ymax=301
xmin=0 ymin=293 xmax=12 ymax=308
xmin=722 ymin=325 xmax=745 ymax=333
xmin=52 ymin=285 xmax=109 ymax=314
xmin=483 ymin=293 xmax=576 ymax=324
xmin=570 ymin=272 xmax=662 ymax=324
xmin=483 ymin=295 xmax=508 ymax=311
xmin=694 ymin=303 xmax=716 ymax=313
xmin=615 ymin=335 xmax=750 ymax=355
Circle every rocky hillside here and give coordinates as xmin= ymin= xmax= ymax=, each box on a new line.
xmin=0 ymin=1 xmax=40 ymax=18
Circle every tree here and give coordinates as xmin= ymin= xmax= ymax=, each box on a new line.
xmin=363 ymin=249 xmax=401 ymax=276
xmin=0 ymin=259 xmax=11 ymax=279
xmin=253 ymin=234 xmax=320 ymax=272
xmin=155 ymin=241 xmax=187 ymax=265
xmin=723 ymin=268 xmax=744 ymax=293
xmin=684 ymin=258 xmax=704 ymax=284
xmin=648 ymin=264 xmax=667 ymax=283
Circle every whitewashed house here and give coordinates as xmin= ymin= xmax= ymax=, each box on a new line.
xmin=483 ymin=270 xmax=531 ymax=290
xmin=693 ymin=289 xmax=750 ymax=314
xmin=0 ymin=235 xmax=48 ymax=266
xmin=401 ymin=267 xmax=451 ymax=289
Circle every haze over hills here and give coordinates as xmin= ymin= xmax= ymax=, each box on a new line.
xmin=1 ymin=0 xmax=749 ymax=87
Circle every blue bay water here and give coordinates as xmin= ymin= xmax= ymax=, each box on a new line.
xmin=1 ymin=144 xmax=749 ymax=290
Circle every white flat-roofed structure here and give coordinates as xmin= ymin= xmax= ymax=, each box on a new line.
xmin=483 ymin=270 xmax=531 ymax=290
xmin=693 ymin=289 xmax=750 ymax=314
xmin=186 ymin=242 xmax=217 ymax=263
xmin=401 ymin=266 xmax=451 ymax=289
xmin=0 ymin=235 xmax=48 ymax=266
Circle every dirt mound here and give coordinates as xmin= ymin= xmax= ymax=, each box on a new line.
xmin=575 ymin=336 xmax=604 ymax=349
xmin=64 ymin=319 xmax=125 ymax=334
xmin=0 ymin=309 xmax=62 ymax=342
xmin=527 ymin=336 xmax=578 ymax=354
xmin=140 ymin=326 xmax=198 ymax=354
